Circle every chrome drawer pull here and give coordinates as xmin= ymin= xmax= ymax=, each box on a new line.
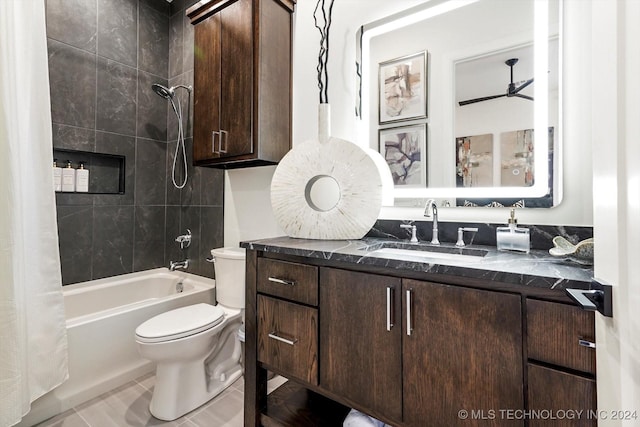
xmin=211 ymin=131 xmax=219 ymax=154
xmin=268 ymin=332 xmax=297 ymax=346
xmin=386 ymin=286 xmax=394 ymax=331
xmin=578 ymin=339 xmax=596 ymax=349
xmin=219 ymin=129 xmax=228 ymax=153
xmin=406 ymin=289 xmax=413 ymax=336
xmin=268 ymin=277 xmax=296 ymax=286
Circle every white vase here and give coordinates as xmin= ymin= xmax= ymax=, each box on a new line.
xmin=318 ymin=103 xmax=331 ymax=144
xmin=270 ymin=103 xmax=388 ymax=240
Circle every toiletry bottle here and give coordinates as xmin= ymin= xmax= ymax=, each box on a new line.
xmin=53 ymin=158 xmax=62 ymax=192
xmin=75 ymin=161 xmax=89 ymax=193
xmin=496 ymin=208 xmax=530 ymax=253
xmin=61 ymin=160 xmax=76 ymax=192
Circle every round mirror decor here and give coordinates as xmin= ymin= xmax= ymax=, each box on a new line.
xmin=271 ymin=104 xmax=388 ymax=240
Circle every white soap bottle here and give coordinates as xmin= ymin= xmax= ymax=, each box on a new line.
xmin=496 ymin=208 xmax=530 ymax=253
xmin=75 ymin=161 xmax=89 ymax=193
xmin=53 ymin=158 xmax=62 ymax=192
xmin=61 ymin=160 xmax=76 ymax=192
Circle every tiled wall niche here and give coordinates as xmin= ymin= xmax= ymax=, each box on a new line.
xmin=48 ymin=0 xmax=223 ymax=284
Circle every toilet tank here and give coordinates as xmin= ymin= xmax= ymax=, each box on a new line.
xmin=211 ymin=247 xmax=246 ymax=309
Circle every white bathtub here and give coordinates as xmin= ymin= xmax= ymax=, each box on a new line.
xmin=19 ymin=268 xmax=215 ymax=427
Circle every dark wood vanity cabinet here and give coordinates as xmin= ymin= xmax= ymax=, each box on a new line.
xmin=245 ymin=251 xmax=597 ymax=427
xmin=188 ymin=0 xmax=294 ymax=168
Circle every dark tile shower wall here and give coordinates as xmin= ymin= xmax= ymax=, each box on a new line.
xmin=48 ymin=0 xmax=223 ymax=284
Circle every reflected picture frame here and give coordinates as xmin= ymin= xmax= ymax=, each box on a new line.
xmin=379 ymin=123 xmax=427 ymax=188
xmin=379 ymin=51 xmax=428 ymax=124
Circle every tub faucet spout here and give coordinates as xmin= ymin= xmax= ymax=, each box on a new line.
xmin=170 ymin=259 xmax=189 ymax=271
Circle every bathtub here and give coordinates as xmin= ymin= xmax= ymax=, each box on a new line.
xmin=19 ymin=268 xmax=216 ymax=427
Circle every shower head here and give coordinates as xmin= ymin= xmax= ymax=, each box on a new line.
xmin=152 ymin=83 xmax=193 ymax=100
xmin=152 ymin=83 xmax=174 ymax=99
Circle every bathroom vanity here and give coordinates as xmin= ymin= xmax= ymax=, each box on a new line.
xmin=241 ymin=237 xmax=596 ymax=427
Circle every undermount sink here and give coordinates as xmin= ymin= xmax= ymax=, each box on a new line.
xmin=362 ymin=242 xmax=488 ymax=263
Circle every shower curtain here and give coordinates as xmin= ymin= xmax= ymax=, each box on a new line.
xmin=0 ymin=1 xmax=69 ymax=426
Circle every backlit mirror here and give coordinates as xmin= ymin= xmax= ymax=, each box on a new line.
xmin=357 ymin=0 xmax=561 ymax=207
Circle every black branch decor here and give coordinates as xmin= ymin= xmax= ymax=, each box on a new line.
xmin=313 ymin=0 xmax=335 ymax=104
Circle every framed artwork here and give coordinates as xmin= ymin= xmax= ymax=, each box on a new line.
xmin=456 ymin=127 xmax=555 ymax=207
xmin=455 ymin=133 xmax=494 ymax=187
xmin=379 ymin=123 xmax=427 ymax=187
xmin=379 ymin=51 xmax=427 ymax=124
xmin=500 ymin=128 xmax=534 ymax=187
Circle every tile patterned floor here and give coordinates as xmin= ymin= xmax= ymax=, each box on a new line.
xmin=35 ymin=374 xmax=288 ymax=427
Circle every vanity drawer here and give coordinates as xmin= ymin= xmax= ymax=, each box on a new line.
xmin=257 ymin=258 xmax=318 ymax=305
xmin=257 ymin=295 xmax=318 ymax=385
xmin=527 ymin=299 xmax=596 ymax=375
xmin=528 ymin=363 xmax=596 ymax=426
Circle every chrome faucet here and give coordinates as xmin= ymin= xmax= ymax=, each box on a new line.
xmin=423 ymin=199 xmax=440 ymax=245
xmin=455 ymin=227 xmax=479 ymax=247
xmin=175 ymin=229 xmax=192 ymax=249
xmin=169 ymin=259 xmax=189 ymax=271
xmin=400 ymin=223 xmax=418 ymax=243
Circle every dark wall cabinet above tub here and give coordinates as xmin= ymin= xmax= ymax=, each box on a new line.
xmin=187 ymin=0 xmax=294 ymax=169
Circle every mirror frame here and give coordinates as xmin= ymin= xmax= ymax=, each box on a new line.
xmin=356 ymin=0 xmax=559 ymax=202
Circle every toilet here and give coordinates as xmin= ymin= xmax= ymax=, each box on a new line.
xmin=135 ymin=247 xmax=246 ymax=421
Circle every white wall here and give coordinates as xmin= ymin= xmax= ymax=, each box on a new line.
xmin=591 ymin=0 xmax=640 ymax=422
xmin=224 ymin=0 xmax=594 ymax=247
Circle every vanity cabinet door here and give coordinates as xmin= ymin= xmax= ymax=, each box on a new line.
xmin=319 ymin=268 xmax=402 ymax=424
xmin=402 ymin=279 xmax=524 ymax=427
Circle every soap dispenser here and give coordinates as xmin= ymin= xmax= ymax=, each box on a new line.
xmin=75 ymin=161 xmax=89 ymax=193
xmin=496 ymin=208 xmax=530 ymax=253
xmin=61 ymin=160 xmax=76 ymax=192
xmin=53 ymin=158 xmax=62 ymax=192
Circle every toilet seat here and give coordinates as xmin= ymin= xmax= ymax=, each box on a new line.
xmin=135 ymin=303 xmax=225 ymax=343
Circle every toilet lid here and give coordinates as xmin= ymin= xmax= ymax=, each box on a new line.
xmin=135 ymin=303 xmax=225 ymax=343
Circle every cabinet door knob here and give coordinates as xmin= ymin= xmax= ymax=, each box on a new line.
xmin=386 ymin=286 xmax=394 ymax=331
xmin=268 ymin=277 xmax=296 ymax=286
xmin=268 ymin=331 xmax=297 ymax=346
xmin=406 ymin=289 xmax=413 ymax=336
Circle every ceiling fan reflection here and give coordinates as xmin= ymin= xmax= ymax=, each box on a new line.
xmin=458 ymin=58 xmax=534 ymax=106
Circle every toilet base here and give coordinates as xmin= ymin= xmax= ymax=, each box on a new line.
xmin=148 ymin=318 xmax=243 ymax=421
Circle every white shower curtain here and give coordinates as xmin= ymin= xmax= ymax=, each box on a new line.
xmin=0 ymin=1 xmax=69 ymax=426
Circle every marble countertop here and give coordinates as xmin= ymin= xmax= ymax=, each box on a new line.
xmin=240 ymin=236 xmax=594 ymax=291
